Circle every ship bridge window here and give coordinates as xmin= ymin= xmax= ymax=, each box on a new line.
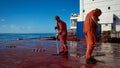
xmin=108 ymin=6 xmax=111 ymax=10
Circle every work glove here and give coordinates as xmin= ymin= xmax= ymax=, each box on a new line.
xmin=55 ymin=33 xmax=59 ymax=40
xmin=98 ymin=19 xmax=100 ymax=21
xmin=54 ymin=26 xmax=57 ymax=30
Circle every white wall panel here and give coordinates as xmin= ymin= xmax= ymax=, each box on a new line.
xmin=84 ymin=0 xmax=108 ymax=4
xmin=84 ymin=0 xmax=120 ymax=6
xmin=116 ymin=25 xmax=120 ymax=31
xmin=82 ymin=0 xmax=120 ymax=23
xmin=99 ymin=13 xmax=113 ymax=24
xmin=101 ymin=24 xmax=112 ymax=31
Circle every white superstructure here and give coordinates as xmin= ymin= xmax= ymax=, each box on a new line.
xmin=70 ymin=14 xmax=79 ymax=29
xmin=70 ymin=0 xmax=120 ymax=32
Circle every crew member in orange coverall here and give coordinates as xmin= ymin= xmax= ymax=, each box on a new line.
xmin=54 ymin=16 xmax=68 ymax=55
xmin=83 ymin=8 xmax=102 ymax=64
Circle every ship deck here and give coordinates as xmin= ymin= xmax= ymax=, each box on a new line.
xmin=0 ymin=39 xmax=120 ymax=68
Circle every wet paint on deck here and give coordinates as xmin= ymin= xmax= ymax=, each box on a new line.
xmin=0 ymin=40 xmax=120 ymax=68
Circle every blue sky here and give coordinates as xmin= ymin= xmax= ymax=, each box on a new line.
xmin=0 ymin=0 xmax=79 ymax=33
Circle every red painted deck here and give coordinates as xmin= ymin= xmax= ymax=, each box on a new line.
xmin=0 ymin=39 xmax=120 ymax=68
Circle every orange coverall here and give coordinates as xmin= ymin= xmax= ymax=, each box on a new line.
xmin=56 ymin=20 xmax=68 ymax=52
xmin=83 ymin=9 xmax=100 ymax=59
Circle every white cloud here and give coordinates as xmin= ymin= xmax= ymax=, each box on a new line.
xmin=1 ymin=25 xmax=7 ymax=28
xmin=19 ymin=26 xmax=32 ymax=30
xmin=27 ymin=26 xmax=32 ymax=30
xmin=9 ymin=24 xmax=32 ymax=30
xmin=1 ymin=19 xmax=5 ymax=22
xmin=0 ymin=24 xmax=33 ymax=33
xmin=10 ymin=24 xmax=17 ymax=29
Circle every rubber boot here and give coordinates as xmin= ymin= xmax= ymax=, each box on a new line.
xmin=86 ymin=57 xmax=97 ymax=64
xmin=62 ymin=46 xmax=68 ymax=55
